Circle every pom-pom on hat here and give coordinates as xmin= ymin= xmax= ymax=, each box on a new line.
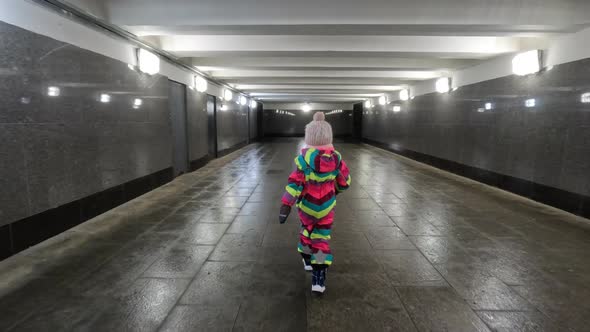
xmin=305 ymin=111 xmax=333 ymax=147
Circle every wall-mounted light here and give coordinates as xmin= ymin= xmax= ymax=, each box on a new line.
xmin=452 ymin=87 xmax=459 ymax=92
xmin=133 ymin=98 xmax=143 ymax=109
xmin=435 ymin=77 xmax=450 ymax=93
xmin=220 ymin=103 xmax=228 ymax=111
xmin=100 ymin=94 xmax=111 ymax=103
xmin=240 ymin=96 xmax=247 ymax=106
xmin=301 ymin=103 xmax=311 ymax=112
xmin=127 ymin=64 xmax=136 ymax=71
xmin=393 ymin=105 xmax=401 ymax=113
xmin=195 ymin=76 xmax=208 ymax=92
xmin=250 ymin=100 xmax=257 ymax=108
xmin=512 ymin=50 xmax=541 ymax=76
xmin=378 ymin=95 xmax=386 ymax=105
xmin=581 ymin=92 xmax=590 ymax=103
xmin=525 ymin=98 xmax=536 ymax=108
xmin=47 ymin=86 xmax=60 ymax=97
xmin=484 ymin=102 xmax=493 ymax=110
xmin=477 ymin=108 xmax=485 ymax=113
xmin=399 ymin=89 xmax=409 ymax=101
xmin=364 ymin=99 xmax=371 ymax=108
xmin=223 ymin=89 xmax=233 ymax=101
xmin=137 ymin=49 xmax=160 ymax=75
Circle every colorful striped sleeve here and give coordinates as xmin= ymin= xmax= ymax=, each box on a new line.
xmin=336 ymin=159 xmax=351 ymax=193
xmin=282 ymin=161 xmax=306 ymax=206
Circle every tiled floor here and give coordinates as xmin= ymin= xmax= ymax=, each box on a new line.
xmin=1 ymin=139 xmax=590 ymax=331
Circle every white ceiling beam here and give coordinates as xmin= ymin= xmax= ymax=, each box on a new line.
xmin=210 ymin=69 xmax=443 ymax=79
xmin=190 ymin=57 xmax=478 ymax=70
xmin=128 ymin=24 xmax=587 ymax=37
xmin=160 ymin=35 xmax=522 ymax=55
xmin=103 ymin=0 xmax=590 ymax=26
xmin=237 ymin=85 xmax=403 ymax=91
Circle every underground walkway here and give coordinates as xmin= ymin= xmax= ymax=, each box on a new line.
xmin=1 ymin=139 xmax=590 ymax=331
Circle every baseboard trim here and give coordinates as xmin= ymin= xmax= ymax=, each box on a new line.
xmin=0 ymin=167 xmax=174 ymax=261
xmin=363 ymin=138 xmax=590 ymax=219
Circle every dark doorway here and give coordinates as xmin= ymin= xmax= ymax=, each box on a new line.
xmin=169 ymin=80 xmax=189 ymax=176
xmin=206 ymin=95 xmax=218 ymax=158
xmin=352 ymin=102 xmax=363 ymax=140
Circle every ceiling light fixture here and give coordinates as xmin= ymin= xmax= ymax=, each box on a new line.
xmin=393 ymin=105 xmax=401 ymax=113
xmin=195 ymin=76 xmax=208 ymax=92
xmin=223 ymin=89 xmax=233 ymax=101
xmin=220 ymin=103 xmax=228 ymax=111
xmin=378 ymin=96 xmax=386 ymax=105
xmin=137 ymin=49 xmax=160 ymax=75
xmin=581 ymin=92 xmax=590 ymax=103
xmin=364 ymin=100 xmax=371 ymax=108
xmin=435 ymin=77 xmax=450 ymax=93
xmin=301 ymin=103 xmax=311 ymax=112
xmin=512 ymin=50 xmax=541 ymax=76
xmin=133 ymin=98 xmax=143 ymax=108
xmin=484 ymin=102 xmax=493 ymax=110
xmin=399 ymin=89 xmax=409 ymax=101
xmin=240 ymin=96 xmax=248 ymax=106
xmin=250 ymin=100 xmax=257 ymax=108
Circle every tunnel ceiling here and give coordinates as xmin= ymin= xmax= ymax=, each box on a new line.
xmin=65 ymin=0 xmax=590 ymax=103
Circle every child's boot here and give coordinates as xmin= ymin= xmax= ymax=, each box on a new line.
xmin=311 ymin=267 xmax=327 ymax=293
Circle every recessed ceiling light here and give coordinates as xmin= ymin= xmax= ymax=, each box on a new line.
xmin=301 ymin=103 xmax=312 ymax=112
xmin=224 ymin=89 xmax=233 ymax=101
xmin=512 ymin=50 xmax=541 ymax=76
xmin=393 ymin=105 xmax=401 ymax=113
xmin=399 ymin=89 xmax=409 ymax=101
xmin=435 ymin=78 xmax=450 ymax=93
xmin=378 ymin=96 xmax=386 ymax=105
xmin=195 ymin=76 xmax=208 ymax=92
xmin=137 ymin=49 xmax=160 ymax=75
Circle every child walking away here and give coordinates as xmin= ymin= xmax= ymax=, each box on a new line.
xmin=278 ymin=112 xmax=351 ymax=294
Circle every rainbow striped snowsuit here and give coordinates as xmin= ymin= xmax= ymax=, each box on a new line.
xmin=282 ymin=147 xmax=351 ymax=266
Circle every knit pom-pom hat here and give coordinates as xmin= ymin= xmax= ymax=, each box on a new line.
xmin=305 ymin=112 xmax=333 ymax=147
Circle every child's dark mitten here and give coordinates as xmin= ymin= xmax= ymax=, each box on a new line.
xmin=279 ymin=205 xmax=291 ymax=224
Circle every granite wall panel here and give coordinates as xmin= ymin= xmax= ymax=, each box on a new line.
xmin=363 ymin=58 xmax=590 ymax=199
xmin=0 ymin=21 xmax=172 ymax=226
xmin=186 ymin=89 xmax=209 ymax=162
xmin=216 ymin=98 xmax=249 ymax=152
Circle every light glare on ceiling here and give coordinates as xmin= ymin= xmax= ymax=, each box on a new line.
xmin=100 ymin=94 xmax=111 ymax=103
xmin=301 ymin=103 xmax=312 ymax=112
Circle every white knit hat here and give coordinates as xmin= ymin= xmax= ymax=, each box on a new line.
xmin=305 ymin=112 xmax=333 ymax=146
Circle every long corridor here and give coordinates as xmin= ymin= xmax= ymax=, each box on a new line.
xmin=1 ymin=139 xmax=590 ymax=331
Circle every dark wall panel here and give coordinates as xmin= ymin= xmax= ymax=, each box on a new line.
xmin=362 ymin=58 xmax=590 ymax=212
xmin=263 ymin=110 xmax=353 ymax=137
xmin=186 ymin=89 xmax=209 ymax=162
xmin=0 ymin=21 xmax=172 ymax=226
xmin=216 ymin=98 xmax=249 ymax=152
